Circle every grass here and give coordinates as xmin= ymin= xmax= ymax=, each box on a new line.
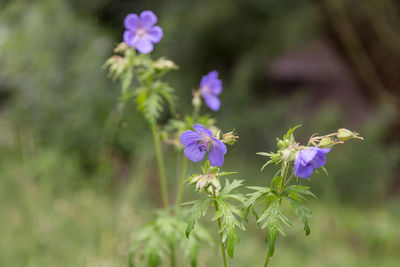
xmin=0 ymin=145 xmax=399 ymax=267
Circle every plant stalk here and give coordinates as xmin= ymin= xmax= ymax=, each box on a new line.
xmin=170 ymin=243 xmax=176 ymax=267
xmin=279 ymin=161 xmax=289 ymax=194
xmin=150 ymin=122 xmax=169 ymax=208
xmin=214 ymin=200 xmax=228 ymax=267
xmin=175 ymin=154 xmax=188 ymax=212
xmin=263 ymin=248 xmax=272 ymax=267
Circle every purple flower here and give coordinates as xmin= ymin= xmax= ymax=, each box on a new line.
xmin=180 ymin=124 xmax=227 ymax=167
xmin=200 ymin=71 xmax=223 ymax=111
xmin=123 ymin=11 xmax=163 ymax=54
xmin=294 ymin=147 xmax=331 ymax=178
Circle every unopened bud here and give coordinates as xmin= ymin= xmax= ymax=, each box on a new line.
xmin=282 ymin=148 xmax=296 ymax=162
xmin=114 ymin=42 xmax=129 ymax=53
xmin=193 ymin=173 xmax=221 ymax=196
xmin=318 ymin=137 xmax=336 ymax=148
xmin=222 ymin=131 xmax=239 ymax=145
xmin=337 ymin=128 xmax=363 ymax=141
xmin=153 ymin=58 xmax=178 ymax=70
xmin=192 ymin=90 xmax=202 ymax=109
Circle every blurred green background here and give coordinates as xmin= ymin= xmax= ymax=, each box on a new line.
xmin=0 ymin=0 xmax=399 ymax=266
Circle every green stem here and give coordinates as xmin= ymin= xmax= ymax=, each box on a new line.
xmin=175 ymin=154 xmax=188 ymax=212
xmin=279 ymin=161 xmax=289 ymax=194
xmin=263 ymin=248 xmax=272 ymax=267
xmin=170 ymin=243 xmax=176 ymax=267
xmin=214 ymin=200 xmax=228 ymax=267
xmin=150 ymin=122 xmax=169 ymax=208
xmin=283 ymin=173 xmax=295 ymax=189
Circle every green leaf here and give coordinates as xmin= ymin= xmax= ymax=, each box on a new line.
xmin=221 ymin=179 xmax=243 ymax=195
xmin=130 ymin=220 xmax=169 ymax=267
xmin=244 ymin=187 xmax=271 ymax=209
xmin=283 ymin=125 xmax=302 ymax=141
xmin=154 ymin=82 xmax=176 ymax=115
xmin=256 ymin=152 xmax=271 ymax=157
xmin=290 ymin=199 xmax=311 ymax=236
xmin=257 ymin=198 xmax=291 ymax=256
xmin=121 ymin=69 xmax=133 ymax=94
xmin=186 ymin=198 xmax=211 ymax=238
xmin=284 ymin=185 xmax=316 ymax=201
xmin=213 ymin=196 xmax=245 ymax=258
xmin=218 ymin=171 xmax=239 ymax=176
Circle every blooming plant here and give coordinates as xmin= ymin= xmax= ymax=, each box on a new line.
xmin=104 ymin=9 xmax=363 ymax=267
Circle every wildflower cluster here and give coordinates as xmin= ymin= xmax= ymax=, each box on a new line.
xmin=105 ymin=9 xmax=364 ymax=267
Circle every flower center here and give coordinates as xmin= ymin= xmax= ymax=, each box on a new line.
xmin=198 ymin=144 xmax=207 ymax=152
xmin=137 ymin=28 xmax=147 ymax=37
xmin=202 ymin=84 xmax=211 ymax=95
xmin=197 ymin=134 xmax=212 ymax=152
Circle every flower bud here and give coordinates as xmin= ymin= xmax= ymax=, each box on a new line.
xmin=114 ymin=42 xmax=129 ymax=53
xmin=282 ymin=148 xmax=297 ymax=162
xmin=192 ymin=90 xmax=202 ymax=110
xmin=222 ymin=131 xmax=239 ymax=145
xmin=337 ymin=128 xmax=363 ymax=141
xmin=193 ymin=173 xmax=221 ymax=196
xmin=153 ymin=58 xmax=178 ymax=70
xmin=318 ymin=137 xmax=336 ymax=148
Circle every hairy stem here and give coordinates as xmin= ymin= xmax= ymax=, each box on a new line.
xmin=175 ymin=154 xmax=188 ymax=212
xmin=214 ymin=200 xmax=228 ymax=267
xmin=150 ymin=122 xmax=169 ymax=208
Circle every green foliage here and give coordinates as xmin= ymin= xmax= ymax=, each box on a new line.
xmin=185 ymin=175 xmax=245 ymax=258
xmin=258 ymin=198 xmax=291 ymax=256
xmin=185 ymin=198 xmax=211 ymax=238
xmin=181 ymin=223 xmax=214 ymax=267
xmin=257 ymin=126 xmax=301 ymax=170
xmin=130 ymin=209 xmax=213 ymax=267
xmin=246 ymin=163 xmax=316 ymax=258
xmin=213 ymin=180 xmax=246 ymax=257
xmin=105 ymin=45 xmax=177 ymax=125
xmin=0 ymin=0 xmax=122 ymax=168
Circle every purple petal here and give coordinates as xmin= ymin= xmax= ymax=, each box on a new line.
xmin=208 ymin=144 xmax=225 ymax=166
xmin=209 ymin=79 xmax=222 ymax=95
xmin=184 ymin=143 xmax=206 ymax=163
xmin=317 ymin=147 xmax=331 ymax=154
xmin=124 ymin=14 xmax=140 ymax=30
xmin=200 ymin=75 xmax=208 ymax=89
xmin=207 ymin=70 xmax=219 ymax=80
xmin=193 ymin=124 xmax=212 ymax=136
xmin=299 ymin=149 xmax=318 ymax=164
xmin=123 ymin=30 xmax=139 ymax=47
xmin=135 ymin=38 xmax=154 ymax=54
xmin=140 ymin=10 xmax=157 ymax=28
xmin=147 ymin=26 xmax=163 ymax=43
xmin=212 ymin=137 xmax=227 ymax=154
xmin=311 ymin=151 xmax=327 ymax=169
xmin=180 ymin=130 xmax=203 ymax=146
xmin=203 ymin=94 xmax=221 ymax=111
xmin=294 ymin=158 xmax=302 ymax=175
xmin=296 ymin=163 xmax=314 ymax=178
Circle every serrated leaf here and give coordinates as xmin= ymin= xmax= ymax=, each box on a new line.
xmin=213 ymin=196 xmax=244 ymax=258
xmin=257 ymin=198 xmax=291 ymax=256
xmin=155 ymin=83 xmax=176 ymax=115
xmin=287 ymin=197 xmax=311 ymax=236
xmin=284 ymin=185 xmax=316 ymax=201
xmin=221 ymin=179 xmax=243 ymax=195
xmin=121 ymin=69 xmax=133 ymax=94
xmin=186 ymin=198 xmax=211 ymax=238
xmin=283 ymin=125 xmax=302 ymax=141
